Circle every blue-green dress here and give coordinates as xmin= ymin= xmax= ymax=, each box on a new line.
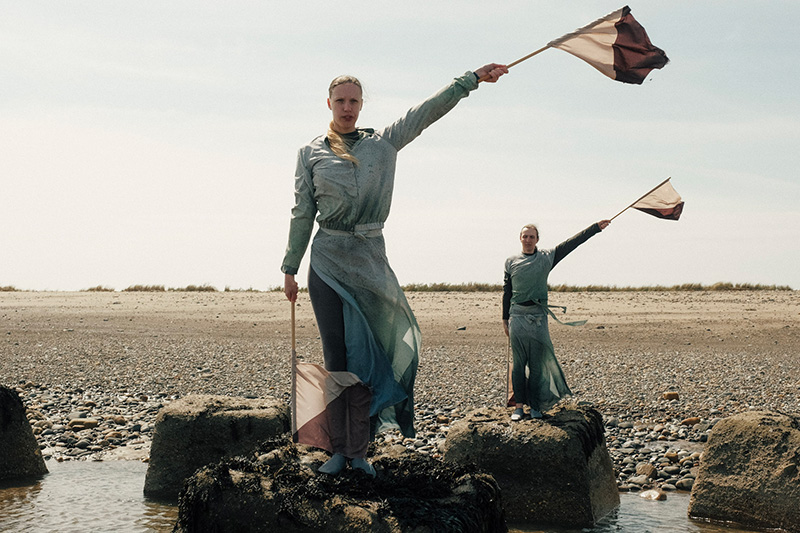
xmin=282 ymin=72 xmax=480 ymax=437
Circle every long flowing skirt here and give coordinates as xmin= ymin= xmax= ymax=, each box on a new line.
xmin=310 ymin=229 xmax=420 ymax=437
xmin=508 ymin=308 xmax=572 ymax=411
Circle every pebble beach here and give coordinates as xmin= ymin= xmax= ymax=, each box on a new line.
xmin=2 ymin=289 xmax=798 ymax=492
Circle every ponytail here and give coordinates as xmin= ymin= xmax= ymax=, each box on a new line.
xmin=327 ymin=121 xmax=359 ymax=165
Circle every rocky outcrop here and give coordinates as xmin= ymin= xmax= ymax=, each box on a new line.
xmin=688 ymin=410 xmax=800 ymax=532
xmin=174 ymin=437 xmax=507 ymax=533
xmin=0 ymin=385 xmax=48 ymax=481
xmin=441 ymin=403 xmax=619 ymax=528
xmin=143 ymin=394 xmax=289 ymax=501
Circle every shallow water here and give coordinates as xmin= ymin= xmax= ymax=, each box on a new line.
xmin=0 ymin=460 xmax=176 ymax=533
xmin=0 ymin=460 xmax=766 ymax=533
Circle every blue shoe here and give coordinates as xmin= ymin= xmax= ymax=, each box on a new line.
xmin=511 ymin=407 xmax=525 ymax=421
xmin=318 ymin=453 xmax=347 ymax=475
xmin=350 ymin=457 xmax=376 ymax=477
xmin=529 ymin=409 xmax=543 ymax=419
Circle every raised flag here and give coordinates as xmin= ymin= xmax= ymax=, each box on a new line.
xmin=292 ymin=362 xmax=371 ymax=458
xmin=632 ymin=178 xmax=684 ymax=220
xmin=548 ymin=6 xmax=669 ymax=84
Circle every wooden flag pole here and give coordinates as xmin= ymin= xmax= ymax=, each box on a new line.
xmin=290 ymin=300 xmax=297 ymax=432
xmin=478 ymin=45 xmax=550 ymax=82
xmin=507 ymin=44 xmax=551 ymax=68
xmin=609 ymin=177 xmax=672 ymax=221
xmin=505 ymin=337 xmax=511 ymax=406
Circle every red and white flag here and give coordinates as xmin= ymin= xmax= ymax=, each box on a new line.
xmin=632 ymin=178 xmax=684 ymax=220
xmin=292 ymin=362 xmax=371 ymax=458
xmin=548 ymin=6 xmax=668 ymax=84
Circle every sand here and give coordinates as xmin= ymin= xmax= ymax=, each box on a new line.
xmin=2 ymin=289 xmax=798 ymax=418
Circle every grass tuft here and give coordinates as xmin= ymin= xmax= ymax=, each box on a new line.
xmin=173 ymin=284 xmax=217 ymax=292
xmin=402 ymin=282 xmax=794 ymax=292
xmin=123 ymin=285 xmax=166 ymax=292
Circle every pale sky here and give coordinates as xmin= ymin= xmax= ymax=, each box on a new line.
xmin=2 ymin=1 xmax=799 ymax=291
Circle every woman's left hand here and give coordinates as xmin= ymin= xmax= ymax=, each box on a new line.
xmin=598 ymin=219 xmax=611 ymax=230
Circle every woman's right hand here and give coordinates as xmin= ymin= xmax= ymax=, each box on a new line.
xmin=284 ymin=274 xmax=298 ymax=303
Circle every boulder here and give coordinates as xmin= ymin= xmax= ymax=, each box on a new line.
xmin=143 ymin=394 xmax=289 ymax=501
xmin=174 ymin=437 xmax=506 ymax=533
xmin=688 ymin=410 xmax=800 ymax=532
xmin=0 ymin=385 xmax=48 ymax=481
xmin=441 ymin=403 xmax=619 ymax=528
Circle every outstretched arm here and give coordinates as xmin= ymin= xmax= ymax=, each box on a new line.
xmin=552 ymin=220 xmax=610 ymax=268
xmin=380 ymin=63 xmax=508 ymax=150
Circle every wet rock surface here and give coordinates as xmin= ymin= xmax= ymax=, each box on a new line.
xmin=688 ymin=410 xmax=800 ymax=532
xmin=441 ymin=403 xmax=619 ymax=527
xmin=174 ymin=437 xmax=506 ymax=533
xmin=144 ymin=394 xmax=290 ymax=501
xmin=0 ymin=385 xmax=48 ymax=481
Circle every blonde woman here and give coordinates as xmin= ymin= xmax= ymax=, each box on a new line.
xmin=283 ymin=63 xmax=508 ymax=475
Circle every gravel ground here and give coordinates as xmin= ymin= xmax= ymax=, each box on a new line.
xmin=2 ymin=290 xmax=798 ymax=490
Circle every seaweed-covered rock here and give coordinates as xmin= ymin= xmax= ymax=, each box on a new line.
xmin=688 ymin=411 xmax=800 ymax=532
xmin=0 ymin=385 xmax=48 ymax=481
xmin=144 ymin=394 xmax=289 ymax=501
xmin=441 ymin=403 xmax=619 ymax=527
xmin=174 ymin=437 xmax=507 ymax=533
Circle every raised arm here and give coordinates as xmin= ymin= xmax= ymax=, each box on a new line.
xmin=379 ymin=63 xmax=508 ymax=151
xmin=552 ymin=220 xmax=610 ymax=268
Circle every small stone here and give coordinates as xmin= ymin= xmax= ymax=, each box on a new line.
xmin=635 ymin=463 xmax=657 ymax=479
xmin=639 ymin=489 xmax=667 ymax=501
xmin=628 ymin=474 xmax=650 ymax=486
xmin=662 ymin=392 xmax=680 ymax=401
xmin=68 ymin=418 xmax=99 ymax=429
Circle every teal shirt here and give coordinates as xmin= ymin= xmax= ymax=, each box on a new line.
xmin=505 ymin=249 xmax=556 ymax=307
xmin=281 ymin=71 xmax=479 ymax=274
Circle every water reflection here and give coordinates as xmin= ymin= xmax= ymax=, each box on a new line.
xmin=0 ymin=460 xmax=176 ymax=533
xmin=0 ymin=461 xmax=766 ymax=533
xmin=510 ymin=493 xmax=765 ymax=533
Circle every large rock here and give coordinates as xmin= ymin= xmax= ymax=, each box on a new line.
xmin=143 ymin=394 xmax=289 ymax=501
xmin=441 ymin=403 xmax=619 ymax=527
xmin=0 ymin=385 xmax=48 ymax=481
xmin=174 ymin=437 xmax=507 ymax=533
xmin=688 ymin=410 xmax=800 ymax=532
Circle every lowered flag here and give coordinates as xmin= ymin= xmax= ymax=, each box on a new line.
xmin=632 ymin=178 xmax=684 ymax=220
xmin=548 ymin=6 xmax=669 ymax=84
xmin=292 ymin=362 xmax=372 ymax=458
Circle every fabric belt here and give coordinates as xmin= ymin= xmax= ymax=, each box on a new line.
xmin=320 ymin=222 xmax=384 ymax=240
xmin=511 ymin=299 xmax=587 ymax=327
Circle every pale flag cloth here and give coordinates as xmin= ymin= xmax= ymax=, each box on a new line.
xmin=292 ymin=363 xmax=372 ymax=458
xmin=548 ymin=5 xmax=668 ymax=84
xmin=633 ymin=179 xmax=684 ymax=220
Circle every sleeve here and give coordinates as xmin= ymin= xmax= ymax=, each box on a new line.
xmin=551 ymin=223 xmax=601 ymax=269
xmin=280 ymin=149 xmax=317 ymax=275
xmin=502 ymin=261 xmax=512 ymax=320
xmin=378 ymin=71 xmax=479 ymax=151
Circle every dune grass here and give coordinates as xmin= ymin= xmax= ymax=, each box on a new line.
xmin=122 ymin=285 xmax=166 ymax=292
xmin=4 ymin=282 xmax=795 ymax=293
xmin=401 ymin=282 xmax=793 ymax=292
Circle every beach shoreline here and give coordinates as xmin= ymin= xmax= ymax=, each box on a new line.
xmin=3 ymin=290 xmax=799 ymax=487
